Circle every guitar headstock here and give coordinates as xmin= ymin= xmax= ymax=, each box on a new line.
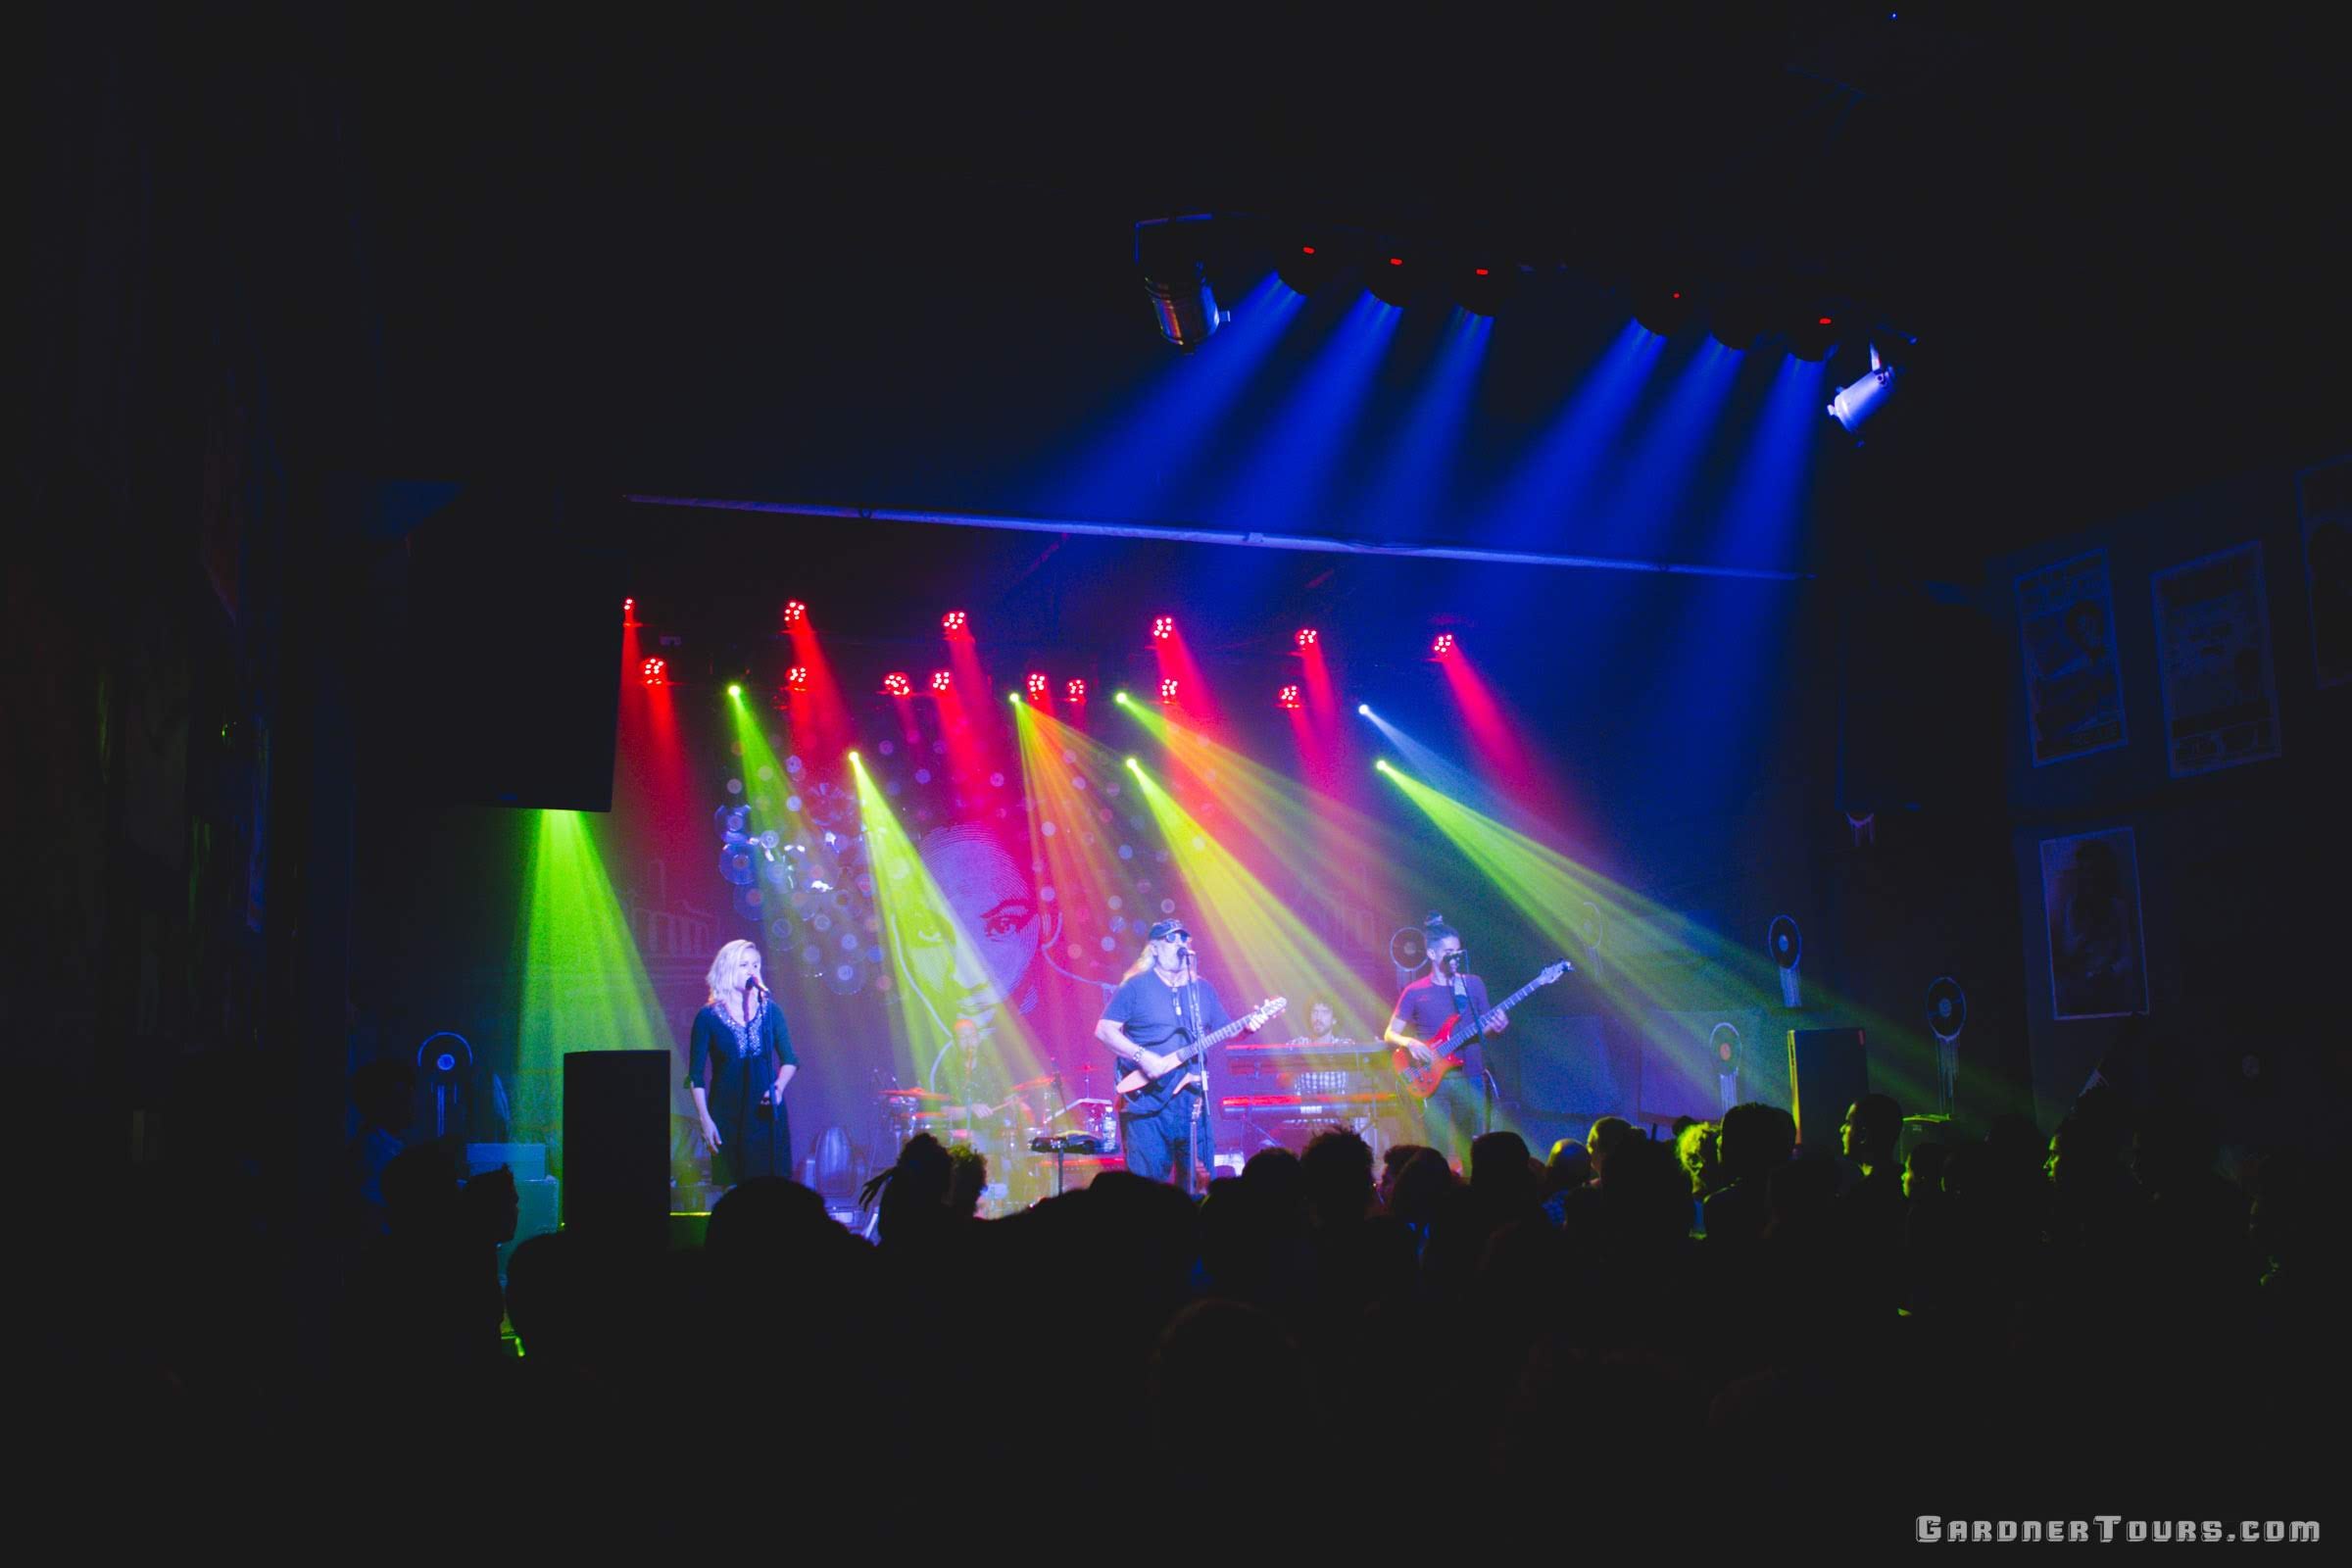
xmin=1541 ymin=958 xmax=1574 ymax=984
xmin=1251 ymin=997 xmax=1289 ymax=1027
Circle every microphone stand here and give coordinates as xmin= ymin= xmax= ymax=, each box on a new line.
xmin=1183 ymin=951 xmax=1207 ymax=1196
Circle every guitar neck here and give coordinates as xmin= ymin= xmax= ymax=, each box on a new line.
xmin=1443 ymin=972 xmax=1552 ymax=1050
xmin=1167 ymin=1013 xmax=1252 ymax=1067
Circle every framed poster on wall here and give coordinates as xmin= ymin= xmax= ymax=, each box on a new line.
xmin=2039 ymin=827 xmax=2149 ymax=1020
xmin=2151 ymin=542 xmax=2281 ymax=776
xmin=2016 ymin=550 xmax=2128 ymax=765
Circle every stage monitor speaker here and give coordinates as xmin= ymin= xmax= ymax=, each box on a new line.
xmin=563 ymin=1051 xmax=672 ymax=1237
xmin=1786 ymin=1027 xmax=1869 ymax=1151
xmin=405 ymin=491 xmax=623 ymax=811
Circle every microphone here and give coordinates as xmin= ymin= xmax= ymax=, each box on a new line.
xmin=745 ymin=973 xmax=769 ymax=994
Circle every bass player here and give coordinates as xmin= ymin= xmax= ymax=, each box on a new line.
xmin=1383 ymin=914 xmax=1507 ymax=1169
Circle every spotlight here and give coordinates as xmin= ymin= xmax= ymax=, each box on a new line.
xmin=1449 ymin=257 xmax=1521 ymax=318
xmin=785 ymin=666 xmax=808 ymax=692
xmin=782 ymin=600 xmax=807 ymax=626
xmin=1374 ymin=759 xmax=1392 ymax=773
xmin=1788 ymin=301 xmax=1845 ymax=362
xmin=1707 ymin=287 xmax=1772 ymax=354
xmin=1066 ymin=678 xmax=1088 ymax=702
xmin=1008 ymin=692 xmax=1021 ymax=705
xmin=1277 ymin=684 xmax=1302 ymax=710
xmin=1137 ymin=217 xmax=1226 ymax=352
xmin=1431 ymin=633 xmax=1455 ymax=657
xmin=1151 ymin=614 xmax=1174 ymax=642
xmin=930 ymin=670 xmax=953 ymax=693
xmin=640 ymin=658 xmax=667 ymax=687
xmin=1027 ymin=672 xmax=1050 ymax=698
xmin=1631 ymin=281 xmax=1695 ymax=337
xmin=1124 ymin=757 xmax=1140 ymax=771
xmin=848 ymin=750 xmax=860 ymax=764
xmin=727 ymin=682 xmax=743 ymax=699
xmin=1158 ymin=678 xmax=1179 ymax=704
xmin=942 ymin=610 xmax=968 ymax=634
xmin=1114 ymin=690 xmax=1130 ymax=705
xmin=1827 ymin=343 xmax=1897 ymax=436
xmin=1355 ymin=703 xmax=1372 ymax=716
xmin=621 ymin=597 xmax=639 ymax=626
xmin=1365 ymin=239 xmax=1420 ymax=309
xmin=1277 ymin=233 xmax=1342 ymax=297
xmin=1295 ymin=627 xmax=1318 ymax=649
xmin=882 ymin=672 xmax=912 ymax=698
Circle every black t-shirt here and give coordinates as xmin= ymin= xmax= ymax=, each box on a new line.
xmin=1102 ymin=968 xmax=1233 ymax=1075
xmin=1389 ymin=972 xmax=1494 ymax=1081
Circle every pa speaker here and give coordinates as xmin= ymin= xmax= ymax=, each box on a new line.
xmin=563 ymin=1051 xmax=672 ymax=1236
xmin=1785 ymin=1027 xmax=1869 ymax=1151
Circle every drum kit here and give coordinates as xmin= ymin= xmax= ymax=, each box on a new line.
xmin=877 ymin=1069 xmax=1125 ymax=1213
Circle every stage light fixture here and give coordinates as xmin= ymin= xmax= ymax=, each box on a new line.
xmin=1827 ymin=343 xmax=1898 ymax=436
xmin=1277 ymin=684 xmax=1302 ymax=710
xmin=1631 ymin=282 xmax=1695 ymax=337
xmin=640 ymin=658 xmax=667 ymax=687
xmin=942 ymin=610 xmax=968 ymax=634
xmin=1066 ymin=679 xmax=1088 ymax=702
xmin=1356 ymin=704 xmax=1372 ymax=716
xmin=1114 ymin=690 xmax=1130 ymax=705
xmin=1295 ymin=627 xmax=1318 ymax=649
xmin=1708 ymin=287 xmax=1772 ymax=354
xmin=1027 ymin=672 xmax=1050 ymax=698
xmin=1158 ymin=678 xmax=1180 ymax=704
xmin=1152 ymin=614 xmax=1175 ymax=642
xmin=1137 ymin=217 xmax=1226 ymax=351
xmin=1277 ymin=234 xmax=1343 ymax=296
xmin=727 ymin=682 xmax=743 ymax=699
xmin=848 ymin=750 xmax=860 ymax=764
xmin=1788 ymin=301 xmax=1844 ymax=362
xmin=1374 ymin=758 xmax=1393 ymax=773
xmin=1449 ymin=257 xmax=1522 ymax=318
xmin=782 ymin=600 xmax=807 ymax=626
xmin=882 ymin=672 xmax=912 ymax=698
xmin=622 ymin=597 xmax=639 ymax=626
xmin=1431 ymin=633 xmax=1455 ymax=657
xmin=1124 ymin=757 xmax=1141 ymax=771
xmin=1365 ymin=240 xmax=1420 ymax=309
xmin=930 ymin=670 xmax=953 ymax=693
xmin=785 ymin=666 xmax=808 ymax=692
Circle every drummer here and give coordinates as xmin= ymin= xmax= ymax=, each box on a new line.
xmin=930 ymin=1020 xmax=1034 ymax=1138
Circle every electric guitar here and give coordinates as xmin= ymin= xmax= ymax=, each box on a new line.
xmin=1391 ymin=961 xmax=1571 ymax=1100
xmin=1115 ymin=998 xmax=1288 ymax=1104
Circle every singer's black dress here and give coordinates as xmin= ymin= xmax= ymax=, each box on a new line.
xmin=686 ymin=999 xmax=796 ymax=1187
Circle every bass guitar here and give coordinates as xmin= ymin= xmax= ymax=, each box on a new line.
xmin=1115 ymin=998 xmax=1288 ymax=1104
xmin=1391 ymin=961 xmax=1571 ymax=1100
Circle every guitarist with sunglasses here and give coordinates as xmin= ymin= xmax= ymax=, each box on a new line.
xmin=1384 ymin=914 xmax=1507 ymax=1170
xmin=1096 ymin=918 xmax=1279 ymax=1195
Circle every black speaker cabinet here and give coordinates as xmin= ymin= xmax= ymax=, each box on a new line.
xmin=1785 ymin=1027 xmax=1868 ymax=1151
xmin=563 ymin=1050 xmax=672 ymax=1236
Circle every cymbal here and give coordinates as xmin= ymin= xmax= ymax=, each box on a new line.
xmin=1003 ymin=1074 xmax=1056 ymax=1094
xmin=879 ymin=1086 xmax=944 ymax=1101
